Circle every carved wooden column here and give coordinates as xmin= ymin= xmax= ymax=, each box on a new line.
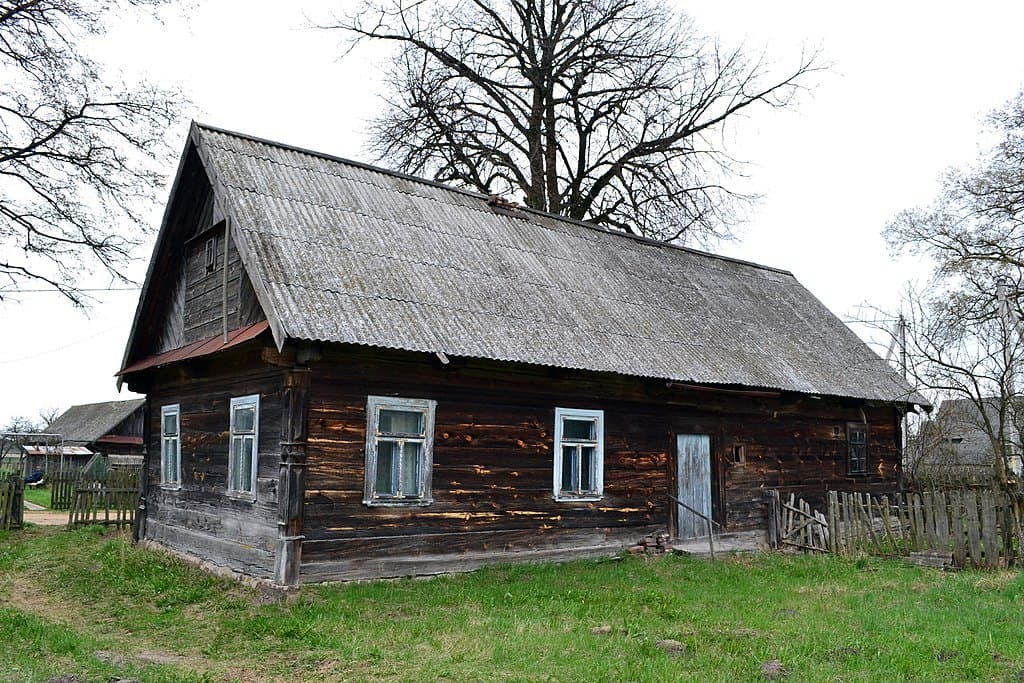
xmin=274 ymin=367 xmax=310 ymax=586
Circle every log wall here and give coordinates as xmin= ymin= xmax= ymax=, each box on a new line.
xmin=141 ymin=346 xmax=286 ymax=579
xmin=300 ymin=346 xmax=901 ymax=581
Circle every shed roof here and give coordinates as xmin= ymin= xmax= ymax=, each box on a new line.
xmin=46 ymin=399 xmax=145 ymax=445
xmin=126 ymin=122 xmax=926 ymax=405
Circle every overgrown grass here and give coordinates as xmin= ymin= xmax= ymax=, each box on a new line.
xmin=1 ymin=527 xmax=1024 ymax=682
xmin=21 ymin=487 xmax=50 ymax=509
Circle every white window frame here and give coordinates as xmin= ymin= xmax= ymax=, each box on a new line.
xmin=553 ymin=407 xmax=604 ymax=502
xmin=364 ymin=395 xmax=436 ymax=506
xmin=227 ymin=394 xmax=260 ymax=501
xmin=160 ymin=404 xmax=181 ymax=490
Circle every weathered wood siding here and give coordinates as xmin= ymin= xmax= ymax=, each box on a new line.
xmin=141 ymin=346 xmax=285 ymax=579
xmin=300 ymin=347 xmax=901 ymax=581
xmin=301 ymin=348 xmax=669 ymax=581
xmin=181 ymin=224 xmax=263 ymax=346
xmin=131 ymin=148 xmax=265 ymax=361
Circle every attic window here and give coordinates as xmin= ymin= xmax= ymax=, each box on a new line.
xmin=204 ymin=237 xmax=217 ymax=273
xmin=732 ymin=444 xmax=746 ymax=466
xmin=831 ymin=426 xmax=843 ymax=439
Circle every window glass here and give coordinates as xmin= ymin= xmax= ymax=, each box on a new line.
xmin=563 ymin=418 xmax=594 ymax=441
xmin=379 ymin=409 xmax=423 ymax=436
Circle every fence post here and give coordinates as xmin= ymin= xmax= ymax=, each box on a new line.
xmin=764 ymin=489 xmax=780 ymax=549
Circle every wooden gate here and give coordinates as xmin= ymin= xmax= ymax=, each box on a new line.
xmin=676 ymin=434 xmax=711 ymax=539
xmin=0 ymin=473 xmax=24 ymax=531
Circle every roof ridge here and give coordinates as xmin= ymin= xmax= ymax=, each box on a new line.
xmin=192 ymin=121 xmax=793 ymax=277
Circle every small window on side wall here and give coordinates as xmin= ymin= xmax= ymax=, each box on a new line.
xmin=227 ymin=395 xmax=259 ymax=499
xmin=848 ymin=423 xmax=869 ymax=475
xmin=160 ymin=404 xmax=181 ymax=489
xmin=553 ymin=408 xmax=604 ymax=501
xmin=364 ymin=396 xmax=436 ymax=506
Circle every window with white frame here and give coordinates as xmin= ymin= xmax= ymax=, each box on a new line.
xmin=227 ymin=395 xmax=260 ymax=499
xmin=553 ymin=407 xmax=604 ymax=501
xmin=364 ymin=396 xmax=436 ymax=505
xmin=160 ymin=404 xmax=181 ymax=488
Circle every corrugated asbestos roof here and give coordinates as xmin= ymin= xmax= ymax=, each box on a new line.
xmin=186 ymin=123 xmax=924 ymax=405
xmin=46 ymin=399 xmax=145 ymax=445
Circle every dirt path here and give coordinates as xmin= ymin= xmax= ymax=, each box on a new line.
xmin=23 ymin=509 xmax=68 ymax=526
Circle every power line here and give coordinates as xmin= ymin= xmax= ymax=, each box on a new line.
xmin=0 ymin=286 xmax=140 ymax=293
xmin=0 ymin=326 xmax=121 ymax=365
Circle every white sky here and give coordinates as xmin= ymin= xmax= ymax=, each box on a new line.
xmin=2 ymin=0 xmax=1024 ymax=424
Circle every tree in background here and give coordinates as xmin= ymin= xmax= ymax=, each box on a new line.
xmin=328 ymin=0 xmax=820 ymax=244
xmin=0 ymin=0 xmax=181 ymax=306
xmin=886 ymin=90 xmax=1024 ymax=556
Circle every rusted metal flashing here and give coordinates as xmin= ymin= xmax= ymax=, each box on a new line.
xmin=116 ymin=320 xmax=269 ymax=376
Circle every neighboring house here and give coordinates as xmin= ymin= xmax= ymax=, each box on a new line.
xmin=44 ymin=399 xmax=146 ymax=471
xmin=118 ymin=123 xmax=927 ymax=586
xmin=910 ymin=398 xmax=1023 ymax=484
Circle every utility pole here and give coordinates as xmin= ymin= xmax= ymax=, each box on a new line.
xmin=996 ymin=280 xmax=1021 ymax=474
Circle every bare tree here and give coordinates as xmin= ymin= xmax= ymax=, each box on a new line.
xmin=325 ymin=0 xmax=821 ymax=244
xmin=882 ymin=91 xmax=1024 ymax=556
xmin=886 ymin=90 xmax=1024 ymax=318
xmin=0 ymin=0 xmax=182 ymax=306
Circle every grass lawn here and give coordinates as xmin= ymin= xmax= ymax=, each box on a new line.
xmin=1 ymin=528 xmax=1024 ymax=682
xmin=21 ymin=487 xmax=50 ymax=509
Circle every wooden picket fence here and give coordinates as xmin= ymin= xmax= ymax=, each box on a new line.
xmin=764 ymin=490 xmax=829 ymax=553
xmin=67 ymin=484 xmax=140 ymax=529
xmin=826 ymin=490 xmax=1016 ymax=569
xmin=0 ymin=473 xmax=24 ymax=531
xmin=49 ymin=468 xmax=141 ymax=510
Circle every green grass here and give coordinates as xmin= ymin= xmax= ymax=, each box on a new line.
xmin=1 ymin=528 xmax=1024 ymax=682
xmin=21 ymin=486 xmax=50 ymax=509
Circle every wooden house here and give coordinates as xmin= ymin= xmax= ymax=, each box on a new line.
xmin=14 ymin=399 xmax=146 ymax=475
xmin=46 ymin=399 xmax=146 ymax=458
xmin=118 ymin=123 xmax=927 ymax=586
xmin=909 ymin=398 xmax=1021 ymax=486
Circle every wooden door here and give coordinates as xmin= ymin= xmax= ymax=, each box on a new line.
xmin=676 ymin=434 xmax=712 ymax=539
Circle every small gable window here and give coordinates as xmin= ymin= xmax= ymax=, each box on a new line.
xmin=204 ymin=237 xmax=217 ymax=273
xmin=160 ymin=404 xmax=181 ymax=489
xmin=553 ymin=408 xmax=604 ymax=501
xmin=227 ymin=395 xmax=260 ymax=500
xmin=848 ymin=423 xmax=869 ymax=475
xmin=364 ymin=396 xmax=436 ymax=506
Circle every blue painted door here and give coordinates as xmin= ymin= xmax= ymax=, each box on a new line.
xmin=676 ymin=434 xmax=712 ymax=539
